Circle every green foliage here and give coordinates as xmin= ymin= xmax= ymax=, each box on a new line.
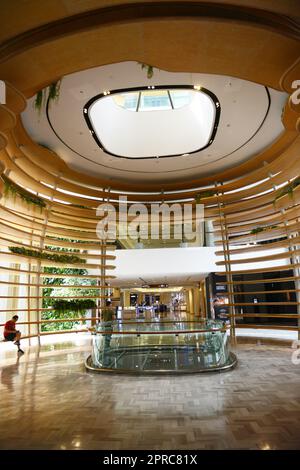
xmin=250 ymin=227 xmax=264 ymax=234
xmin=195 ymin=190 xmax=215 ymax=203
xmin=34 ymin=79 xmax=62 ymax=113
xmin=70 ymin=204 xmax=91 ymax=210
xmin=274 ymin=177 xmax=300 ymax=203
xmin=48 ymin=80 xmax=61 ymax=103
xmin=2 ymin=174 xmax=46 ymax=209
xmin=8 ymin=246 xmax=86 ymax=264
xmin=44 ymin=244 xmax=80 ymax=254
xmin=42 ymin=266 xmax=99 ymax=332
xmin=34 ymin=90 xmax=44 ymax=114
xmin=49 ymin=299 xmax=96 ymax=314
xmin=140 ymin=63 xmax=154 ymax=79
xmin=250 ymin=225 xmax=278 ymax=235
xmin=46 ymin=235 xmax=103 ymax=245
xmin=42 ymin=266 xmax=88 ymax=286
xmin=41 ymin=307 xmax=89 ymax=332
xmin=40 ymin=238 xmax=102 ymax=332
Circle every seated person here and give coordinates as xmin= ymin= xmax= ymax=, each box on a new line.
xmin=4 ymin=315 xmax=24 ymax=354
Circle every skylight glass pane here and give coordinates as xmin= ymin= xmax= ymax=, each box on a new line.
xmin=169 ymin=89 xmax=193 ymax=109
xmin=139 ymin=90 xmax=171 ymax=111
xmin=113 ymin=92 xmax=139 ymax=110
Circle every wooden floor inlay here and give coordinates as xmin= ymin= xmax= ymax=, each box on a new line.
xmin=0 ymin=335 xmax=299 ymax=449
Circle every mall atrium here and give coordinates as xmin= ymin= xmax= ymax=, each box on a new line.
xmin=0 ymin=0 xmax=299 ymax=451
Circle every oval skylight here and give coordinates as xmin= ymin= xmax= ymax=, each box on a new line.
xmin=112 ymin=89 xmax=193 ymax=111
xmin=84 ymin=86 xmax=220 ymax=159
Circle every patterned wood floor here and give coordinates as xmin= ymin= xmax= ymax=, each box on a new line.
xmin=0 ymin=334 xmax=299 ymax=450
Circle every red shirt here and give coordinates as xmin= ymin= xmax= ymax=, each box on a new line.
xmin=4 ymin=320 xmax=16 ymax=338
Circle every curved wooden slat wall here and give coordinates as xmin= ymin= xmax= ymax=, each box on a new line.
xmin=213 ymin=163 xmax=300 ymax=340
xmin=0 ymin=86 xmax=117 ymax=339
xmin=0 ymin=1 xmax=300 ymax=341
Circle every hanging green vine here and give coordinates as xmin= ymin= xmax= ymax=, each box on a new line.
xmin=195 ymin=190 xmax=215 ymax=203
xmin=34 ymin=90 xmax=44 ymax=114
xmin=250 ymin=225 xmax=278 ymax=235
xmin=48 ymin=80 xmax=61 ymax=103
xmin=8 ymin=246 xmax=86 ymax=264
xmin=49 ymin=299 xmax=97 ymax=314
xmin=139 ymin=63 xmax=154 ymax=79
xmin=70 ymin=203 xmax=91 ymax=210
xmin=34 ymin=79 xmax=62 ymax=113
xmin=2 ymin=174 xmax=46 ymax=209
xmin=46 ymin=236 xmax=103 ymax=245
xmin=274 ymin=177 xmax=300 ymax=203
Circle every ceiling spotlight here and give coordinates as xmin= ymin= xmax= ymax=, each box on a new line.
xmin=103 ymin=90 xmax=110 ymax=96
xmin=182 ymin=153 xmax=190 ymax=157
xmin=194 ymin=85 xmax=201 ymax=91
xmin=83 ymin=109 xmax=87 ymax=113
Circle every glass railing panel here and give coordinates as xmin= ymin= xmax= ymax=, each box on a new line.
xmin=88 ymin=319 xmax=235 ymax=373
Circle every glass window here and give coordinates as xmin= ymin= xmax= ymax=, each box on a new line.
xmin=113 ymin=92 xmax=139 ymax=110
xmin=139 ymin=90 xmax=171 ymax=111
xmin=169 ymin=89 xmax=193 ymax=109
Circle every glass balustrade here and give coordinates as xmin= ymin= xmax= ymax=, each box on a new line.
xmin=85 ymin=319 xmax=237 ymax=374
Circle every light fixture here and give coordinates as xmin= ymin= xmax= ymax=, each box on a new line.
xmin=194 ymin=85 xmax=201 ymax=91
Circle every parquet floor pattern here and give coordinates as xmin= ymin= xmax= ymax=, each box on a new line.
xmin=0 ymin=335 xmax=299 ymax=450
